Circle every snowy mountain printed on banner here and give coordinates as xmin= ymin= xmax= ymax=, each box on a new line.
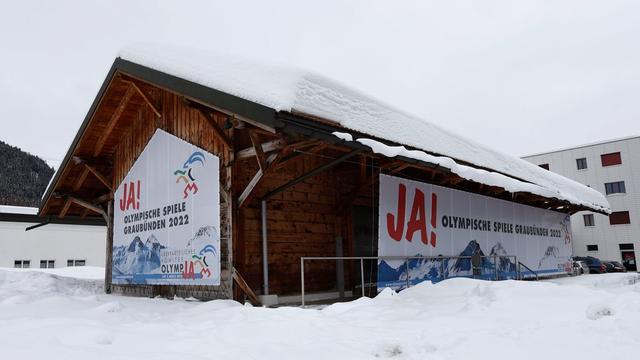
xmin=537 ymin=245 xmax=560 ymax=270
xmin=113 ymin=234 xmax=165 ymax=275
xmin=187 ymin=225 xmax=218 ymax=251
xmin=377 ymin=240 xmax=519 ymax=291
xmin=113 ymin=225 xmax=219 ymax=283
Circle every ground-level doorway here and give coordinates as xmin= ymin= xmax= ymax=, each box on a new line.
xmin=352 ymin=205 xmax=378 ymax=297
xmin=620 ymin=243 xmax=637 ymax=271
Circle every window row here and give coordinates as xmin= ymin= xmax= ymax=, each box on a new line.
xmin=587 ymin=243 xmax=635 ymax=252
xmin=13 ymin=259 xmax=86 ymax=268
xmin=539 ymin=151 xmax=622 ymax=171
xmin=583 ymin=211 xmax=631 ymax=226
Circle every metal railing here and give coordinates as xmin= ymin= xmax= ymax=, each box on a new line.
xmin=300 ymin=254 xmax=520 ymax=306
xmin=517 ymin=261 xmax=539 ymax=281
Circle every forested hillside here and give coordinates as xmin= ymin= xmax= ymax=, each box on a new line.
xmin=0 ymin=140 xmax=54 ymax=207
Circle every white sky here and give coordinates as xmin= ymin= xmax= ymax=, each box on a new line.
xmin=1 ymin=0 xmax=639 ymax=168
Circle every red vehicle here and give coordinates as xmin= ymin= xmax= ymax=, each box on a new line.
xmin=603 ymin=261 xmax=627 ymax=273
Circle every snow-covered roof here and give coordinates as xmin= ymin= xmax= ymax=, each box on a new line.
xmin=119 ymin=44 xmax=609 ymax=213
xmin=0 ymin=205 xmax=38 ymax=215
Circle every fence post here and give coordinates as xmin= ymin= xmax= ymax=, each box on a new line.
xmin=301 ymin=257 xmax=305 ymax=307
xmin=405 ymin=258 xmax=410 ymax=289
xmin=360 ymin=258 xmax=365 ymax=298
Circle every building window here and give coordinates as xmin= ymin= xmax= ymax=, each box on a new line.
xmin=587 ymin=244 xmax=599 ymax=251
xmin=601 ymin=152 xmax=622 ymax=166
xmin=619 ymin=243 xmax=635 ymax=250
xmin=14 ymin=260 xmax=30 ymax=268
xmin=40 ymin=260 xmax=55 ymax=269
xmin=583 ymin=214 xmax=595 ymax=227
xmin=67 ymin=259 xmax=86 ymax=267
xmin=576 ymin=158 xmax=587 ymax=170
xmin=539 ymin=163 xmax=549 ymax=170
xmin=605 ymin=181 xmax=626 ymax=195
xmin=609 ymin=211 xmax=631 ymax=225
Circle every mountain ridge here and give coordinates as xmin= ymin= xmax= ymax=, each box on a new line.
xmin=0 ymin=140 xmax=54 ymax=207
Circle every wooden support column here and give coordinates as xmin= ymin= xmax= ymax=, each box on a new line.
xmin=104 ymin=200 xmax=114 ymax=294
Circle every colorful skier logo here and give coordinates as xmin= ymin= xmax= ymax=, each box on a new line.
xmin=183 ymin=244 xmax=218 ymax=279
xmin=174 ymin=151 xmax=206 ymax=199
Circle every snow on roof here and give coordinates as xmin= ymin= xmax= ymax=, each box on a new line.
xmin=0 ymin=205 xmax=38 ymax=215
xmin=119 ymin=44 xmax=609 ymax=213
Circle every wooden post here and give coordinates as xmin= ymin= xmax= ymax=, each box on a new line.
xmin=104 ymin=200 xmax=114 ymax=294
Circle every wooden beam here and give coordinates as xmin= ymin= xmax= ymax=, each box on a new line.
xmin=73 ymin=156 xmax=113 ymax=192
xmin=80 ymin=208 xmax=91 ymax=218
xmin=238 ymin=152 xmax=280 ymax=208
xmin=238 ymin=169 xmax=264 ymax=208
xmin=183 ymin=96 xmax=276 ymax=134
xmin=236 ymin=139 xmax=285 ymax=160
xmin=232 ymin=267 xmax=261 ymax=306
xmin=94 ymin=192 xmax=113 ymax=204
xmin=337 ymin=161 xmax=406 ymax=211
xmin=197 ymin=108 xmax=233 ymax=150
xmin=72 ymin=167 xmax=90 ymax=192
xmin=68 ymin=196 xmax=107 ymax=221
xmin=59 ymin=198 xmax=73 ymax=219
xmin=264 ymin=149 xmax=361 ymax=200
xmin=121 ymin=79 xmax=161 ymax=117
xmin=94 ymin=85 xmax=135 ymax=156
xmin=388 ymin=163 xmax=411 ymax=174
xmin=184 ymin=99 xmax=234 ymax=149
xmin=84 ymin=163 xmax=113 ymax=192
xmin=248 ymin=130 xmax=268 ymax=171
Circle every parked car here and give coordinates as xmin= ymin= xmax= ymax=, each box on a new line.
xmin=573 ymin=256 xmax=606 ymax=274
xmin=572 ymin=260 xmax=589 ymax=275
xmin=603 ymin=261 xmax=627 ymax=273
xmin=603 ymin=261 xmax=615 ymax=273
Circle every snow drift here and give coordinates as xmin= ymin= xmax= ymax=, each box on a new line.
xmin=1 ymin=268 xmax=639 ymax=359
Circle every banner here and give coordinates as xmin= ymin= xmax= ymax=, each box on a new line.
xmin=112 ymin=129 xmax=220 ymax=285
xmin=378 ymin=174 xmax=572 ymax=290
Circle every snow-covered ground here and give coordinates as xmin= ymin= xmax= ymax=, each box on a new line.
xmin=1 ymin=268 xmax=639 ymax=359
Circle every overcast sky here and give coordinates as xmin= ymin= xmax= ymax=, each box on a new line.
xmin=1 ymin=0 xmax=639 ymax=168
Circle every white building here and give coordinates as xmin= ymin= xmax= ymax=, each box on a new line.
xmin=0 ymin=205 xmax=106 ymax=269
xmin=523 ymin=136 xmax=639 ymax=271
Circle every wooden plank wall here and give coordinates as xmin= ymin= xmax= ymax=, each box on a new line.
xmin=238 ymin=152 xmax=363 ymax=295
xmin=110 ymin=89 xmax=234 ymax=299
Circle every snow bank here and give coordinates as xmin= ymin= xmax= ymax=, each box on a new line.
xmin=1 ymin=269 xmax=639 ymax=359
xmin=1 ymin=266 xmax=106 ymax=280
xmin=119 ymin=44 xmax=608 ymax=213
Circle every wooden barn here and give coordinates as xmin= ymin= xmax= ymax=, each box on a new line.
xmin=39 ymin=45 xmax=609 ymax=305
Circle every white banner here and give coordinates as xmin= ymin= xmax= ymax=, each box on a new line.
xmin=378 ymin=174 xmax=572 ymax=289
xmin=112 ymin=129 xmax=220 ymax=285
